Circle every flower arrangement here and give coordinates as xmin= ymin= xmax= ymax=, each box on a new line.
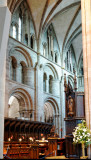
xmin=72 ymin=120 xmax=91 ymax=146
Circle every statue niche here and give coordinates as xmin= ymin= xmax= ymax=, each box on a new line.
xmin=67 ymin=96 xmax=74 ymax=117
xmin=64 ymin=74 xmax=75 ymax=118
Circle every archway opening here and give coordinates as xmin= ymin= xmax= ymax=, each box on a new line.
xmin=8 ymin=96 xmax=20 ymax=118
xmin=44 ymin=102 xmax=54 ymax=123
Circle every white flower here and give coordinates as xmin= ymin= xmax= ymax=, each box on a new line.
xmin=77 ymin=137 xmax=79 ymax=140
xmin=87 ymin=139 xmax=90 ymax=142
xmin=80 ymin=136 xmax=82 ymax=139
xmin=83 ymin=128 xmax=87 ymax=132
xmin=82 ymin=132 xmax=85 ymax=136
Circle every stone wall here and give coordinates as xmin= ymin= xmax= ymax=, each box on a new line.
xmin=5 ymin=0 xmax=84 ymax=138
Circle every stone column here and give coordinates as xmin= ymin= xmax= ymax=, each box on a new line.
xmin=9 ymin=57 xmax=13 ymax=80
xmin=81 ymin=0 xmax=91 ymax=128
xmin=24 ymin=67 xmax=34 ymax=87
xmin=35 ymin=64 xmax=44 ymax=122
xmin=0 ymin=6 xmax=11 ymax=158
xmin=51 ymin=80 xmax=60 ymax=96
xmin=46 ymin=44 xmax=48 ymax=58
xmin=45 ymin=79 xmax=49 ymax=93
xmin=81 ymin=0 xmax=91 ymax=158
xmin=48 ymin=35 xmax=51 ymax=56
xmin=53 ymin=52 xmax=55 ymax=62
xmin=21 ymin=15 xmax=24 ymax=43
xmin=16 ymin=64 xmax=22 ymax=83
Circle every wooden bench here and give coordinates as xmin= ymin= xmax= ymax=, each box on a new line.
xmin=6 ymin=144 xmax=39 ymax=159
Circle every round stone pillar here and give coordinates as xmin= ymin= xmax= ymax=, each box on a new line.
xmin=0 ymin=6 xmax=11 ymax=159
xmin=81 ymin=0 xmax=91 ymax=158
xmin=24 ymin=67 xmax=34 ymax=87
xmin=51 ymin=80 xmax=60 ymax=96
xmin=9 ymin=57 xmax=13 ymax=80
xmin=16 ymin=64 xmax=22 ymax=83
xmin=45 ymin=79 xmax=49 ymax=93
xmin=81 ymin=0 xmax=91 ymax=128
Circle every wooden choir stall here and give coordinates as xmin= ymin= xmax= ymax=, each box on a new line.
xmin=4 ymin=118 xmax=66 ymax=159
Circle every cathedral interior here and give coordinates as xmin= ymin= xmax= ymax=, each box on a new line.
xmin=0 ymin=0 xmax=91 ymax=159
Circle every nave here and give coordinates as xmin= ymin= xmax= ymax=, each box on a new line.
xmin=0 ymin=0 xmax=91 ymax=159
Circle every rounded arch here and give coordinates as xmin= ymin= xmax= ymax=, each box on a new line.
xmin=44 ymin=102 xmax=54 ymax=123
xmin=20 ymin=61 xmax=27 ymax=67
xmin=9 ymin=87 xmax=33 ymax=114
xmin=43 ymin=72 xmax=47 ymax=80
xmin=44 ymin=97 xmax=59 ymax=131
xmin=11 ymin=56 xmax=17 ymax=68
xmin=44 ymin=97 xmax=59 ymax=114
xmin=44 ymin=63 xmax=59 ymax=80
xmin=9 ymin=46 xmax=33 ymax=67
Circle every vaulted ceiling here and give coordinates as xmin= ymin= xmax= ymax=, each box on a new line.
xmin=7 ymin=0 xmax=82 ymax=64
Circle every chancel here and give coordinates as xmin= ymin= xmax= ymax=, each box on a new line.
xmin=0 ymin=0 xmax=91 ymax=159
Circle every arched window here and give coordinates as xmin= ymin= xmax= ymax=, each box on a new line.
xmin=18 ymin=17 xmax=22 ymax=41
xmin=49 ymin=75 xmax=53 ymax=94
xmin=55 ymin=54 xmax=57 ymax=63
xmin=43 ymin=73 xmax=47 ymax=92
xmin=25 ymin=34 xmax=28 ymax=45
xmin=30 ymin=36 xmax=33 ymax=49
xmin=13 ymin=26 xmax=17 ymax=39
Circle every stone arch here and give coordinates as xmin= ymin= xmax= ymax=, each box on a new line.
xmin=43 ymin=63 xmax=59 ymax=95
xmin=44 ymin=63 xmax=59 ymax=80
xmin=44 ymin=97 xmax=59 ymax=115
xmin=44 ymin=97 xmax=59 ymax=132
xmin=9 ymin=46 xmax=33 ymax=67
xmin=9 ymin=87 xmax=33 ymax=118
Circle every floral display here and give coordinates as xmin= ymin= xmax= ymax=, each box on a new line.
xmin=72 ymin=120 xmax=91 ymax=146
